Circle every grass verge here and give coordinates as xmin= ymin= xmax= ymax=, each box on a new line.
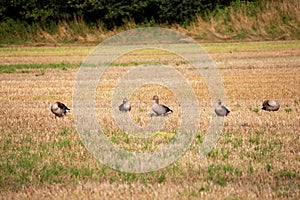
xmin=0 ymin=63 xmax=79 ymax=73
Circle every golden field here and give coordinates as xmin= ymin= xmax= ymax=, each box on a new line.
xmin=0 ymin=40 xmax=299 ymax=199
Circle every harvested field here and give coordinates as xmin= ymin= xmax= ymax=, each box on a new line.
xmin=0 ymin=40 xmax=299 ymax=199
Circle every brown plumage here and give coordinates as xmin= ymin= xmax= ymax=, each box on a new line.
xmin=151 ymin=95 xmax=173 ymax=116
xmin=119 ymin=98 xmax=131 ymax=112
xmin=51 ymin=102 xmax=70 ymax=118
xmin=215 ymin=99 xmax=230 ymax=117
xmin=262 ymin=100 xmax=280 ymax=111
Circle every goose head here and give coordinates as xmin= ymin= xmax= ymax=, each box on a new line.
xmin=152 ymin=95 xmax=159 ymax=103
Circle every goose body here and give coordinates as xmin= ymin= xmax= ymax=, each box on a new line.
xmin=51 ymin=102 xmax=70 ymax=118
xmin=262 ymin=100 xmax=280 ymax=111
xmin=151 ymin=95 xmax=173 ymax=116
xmin=215 ymin=99 xmax=230 ymax=117
xmin=119 ymin=98 xmax=131 ymax=112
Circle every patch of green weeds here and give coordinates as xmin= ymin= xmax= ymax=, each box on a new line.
xmin=277 ymin=169 xmax=297 ymax=179
xmin=70 ymin=165 xmax=94 ymax=179
xmin=221 ymin=147 xmax=231 ymax=160
xmin=176 ymin=61 xmax=188 ymax=66
xmin=135 ymin=116 xmax=142 ymax=123
xmin=60 ymin=127 xmax=71 ymax=136
xmin=138 ymin=107 xmax=146 ymax=112
xmin=232 ymin=138 xmax=243 ymax=148
xmin=207 ymin=149 xmax=218 ymax=158
xmin=221 ymin=131 xmax=232 ymax=144
xmin=196 ymin=133 xmax=203 ymax=144
xmin=266 ymin=163 xmax=273 ymax=172
xmin=284 ymin=108 xmax=292 ymax=113
xmin=0 ymin=67 xmax=16 ymax=73
xmin=207 ymin=164 xmax=242 ymax=186
xmin=122 ymin=172 xmax=137 ymax=182
xmin=249 ymin=136 xmax=259 ymax=145
xmin=248 ymin=163 xmax=255 ymax=174
xmin=247 ymin=130 xmax=283 ymax=162
xmin=111 ymin=136 xmax=119 ymax=144
xmin=40 ymin=162 xmax=66 ymax=183
xmin=0 ymin=63 xmax=79 ymax=73
xmin=109 ymin=175 xmax=118 ymax=183
xmin=235 ymin=103 xmax=241 ymax=107
xmin=156 ymin=173 xmax=166 ymax=183
xmin=58 ymin=138 xmax=71 ymax=149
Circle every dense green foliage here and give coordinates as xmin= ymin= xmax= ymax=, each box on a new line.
xmin=0 ymin=0 xmax=247 ymax=28
xmin=0 ymin=0 xmax=297 ymax=44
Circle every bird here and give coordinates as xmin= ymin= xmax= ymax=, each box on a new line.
xmin=215 ymin=99 xmax=230 ymax=117
xmin=119 ymin=98 xmax=131 ymax=112
xmin=51 ymin=102 xmax=70 ymax=118
xmin=262 ymin=100 xmax=280 ymax=111
xmin=151 ymin=95 xmax=173 ymax=116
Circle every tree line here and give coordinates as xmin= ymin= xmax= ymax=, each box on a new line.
xmin=0 ymin=0 xmax=256 ymax=29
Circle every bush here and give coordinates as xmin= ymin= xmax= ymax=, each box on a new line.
xmin=0 ymin=0 xmax=242 ymax=28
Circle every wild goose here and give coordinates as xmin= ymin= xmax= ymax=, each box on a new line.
xmin=51 ymin=102 xmax=70 ymax=118
xmin=119 ymin=98 xmax=131 ymax=112
xmin=151 ymin=95 xmax=173 ymax=116
xmin=262 ymin=100 xmax=280 ymax=111
xmin=215 ymin=99 xmax=230 ymax=117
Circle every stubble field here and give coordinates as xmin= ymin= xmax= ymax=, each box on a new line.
xmin=0 ymin=40 xmax=299 ymax=199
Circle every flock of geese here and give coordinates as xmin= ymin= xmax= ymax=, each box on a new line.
xmin=51 ymin=96 xmax=280 ymax=118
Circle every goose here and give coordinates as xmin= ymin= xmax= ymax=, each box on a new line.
xmin=51 ymin=102 xmax=70 ymax=118
xmin=119 ymin=98 xmax=131 ymax=112
xmin=151 ymin=95 xmax=173 ymax=116
xmin=215 ymin=99 xmax=230 ymax=117
xmin=262 ymin=100 xmax=280 ymax=111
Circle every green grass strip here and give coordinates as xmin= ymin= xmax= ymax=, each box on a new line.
xmin=0 ymin=63 xmax=80 ymax=73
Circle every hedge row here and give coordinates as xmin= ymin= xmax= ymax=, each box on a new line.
xmin=0 ymin=0 xmax=256 ymax=28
